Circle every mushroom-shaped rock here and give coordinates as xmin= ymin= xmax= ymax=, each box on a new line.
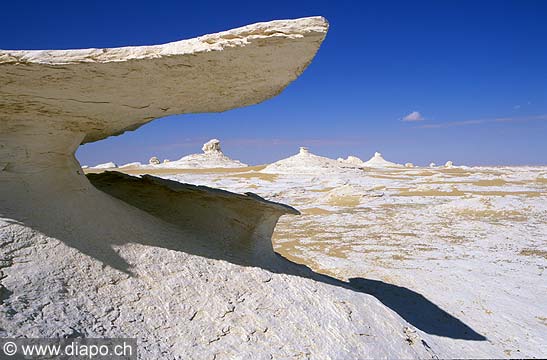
xmin=202 ymin=139 xmax=222 ymax=154
xmin=149 ymin=156 xmax=161 ymax=165
xmin=1 ymin=16 xmax=328 ymax=260
xmin=159 ymin=138 xmax=247 ymax=168
xmin=0 ymin=19 xmax=487 ymax=358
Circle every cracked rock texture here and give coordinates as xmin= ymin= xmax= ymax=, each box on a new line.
xmin=1 ymin=17 xmax=445 ymax=358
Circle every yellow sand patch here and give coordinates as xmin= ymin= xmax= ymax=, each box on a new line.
xmin=309 ymin=187 xmax=335 ymax=193
xmin=301 ymin=207 xmax=335 ymax=215
xmin=536 ymin=177 xmax=547 ymax=184
xmin=455 ymin=209 xmax=527 ymax=222
xmin=441 ymin=235 xmax=467 ymax=244
xmin=392 ymin=254 xmax=410 ymax=261
xmin=536 ymin=316 xmax=547 ymax=327
xmin=472 ymin=179 xmax=509 ymax=186
xmin=396 ymin=188 xmax=465 ymax=196
xmin=469 ymin=190 xmax=542 ymax=197
xmin=228 ymin=171 xmax=278 ymax=182
xmin=368 ymin=174 xmax=409 ymax=180
xmin=85 ymin=164 xmax=267 ymax=176
xmin=413 ymin=171 xmax=436 ymax=177
xmin=326 ymin=195 xmax=361 ymax=207
xmin=519 ymin=249 xmax=547 ymax=259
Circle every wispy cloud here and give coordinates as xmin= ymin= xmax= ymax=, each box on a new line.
xmin=402 ymin=111 xmax=425 ymax=122
xmin=418 ymin=114 xmax=547 ymax=129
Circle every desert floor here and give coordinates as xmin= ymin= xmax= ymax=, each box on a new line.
xmin=87 ymin=164 xmax=547 ymax=357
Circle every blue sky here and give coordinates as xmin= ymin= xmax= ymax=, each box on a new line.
xmin=2 ymin=1 xmax=546 ymax=166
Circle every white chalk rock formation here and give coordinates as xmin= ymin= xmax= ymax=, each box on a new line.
xmin=92 ymin=161 xmax=118 ymax=169
xmin=445 ymin=161 xmax=454 ymax=168
xmin=405 ymin=162 xmax=415 ymax=168
xmin=430 ymin=162 xmax=437 ymax=168
xmin=338 ymin=155 xmax=365 ymax=166
xmin=202 ymin=138 xmax=222 ymax=153
xmin=159 ymin=139 xmax=247 ymax=168
xmin=363 ymin=152 xmax=403 ymax=168
xmin=149 ymin=156 xmax=161 ymax=165
xmin=0 ymin=18 xmax=445 ymax=359
xmin=262 ymin=147 xmax=353 ymax=174
xmin=119 ymin=161 xmax=143 ymax=169
xmin=163 ymin=159 xmax=170 ymax=164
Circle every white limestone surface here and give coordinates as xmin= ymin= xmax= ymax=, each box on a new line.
xmin=363 ymin=152 xmax=403 ymax=168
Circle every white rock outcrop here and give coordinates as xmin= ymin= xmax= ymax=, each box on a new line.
xmin=405 ymin=162 xmax=415 ymax=168
xmin=149 ymin=156 xmax=161 ymax=165
xmin=445 ymin=161 xmax=454 ymax=168
xmin=120 ymin=161 xmax=143 ymax=169
xmin=338 ymin=155 xmax=365 ymax=166
xmin=262 ymin=147 xmax=351 ymax=174
xmin=202 ymin=138 xmax=222 ymax=153
xmin=92 ymin=161 xmax=118 ymax=169
xmin=363 ymin=152 xmax=403 ymax=168
xmin=159 ymin=139 xmax=247 ymax=169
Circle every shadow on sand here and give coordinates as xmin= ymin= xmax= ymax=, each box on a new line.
xmin=1 ymin=172 xmax=487 ymax=342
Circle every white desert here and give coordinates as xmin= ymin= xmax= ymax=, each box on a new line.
xmin=1 ymin=15 xmax=546 ymax=360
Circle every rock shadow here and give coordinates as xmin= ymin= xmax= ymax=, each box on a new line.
xmin=1 ymin=172 xmax=486 ymax=341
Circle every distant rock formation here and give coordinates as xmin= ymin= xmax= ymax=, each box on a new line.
xmin=159 ymin=139 xmax=247 ymax=169
xmin=262 ymin=147 xmax=350 ymax=174
xmin=338 ymin=155 xmax=365 ymax=166
xmin=445 ymin=161 xmax=454 ymax=168
xmin=149 ymin=156 xmax=161 ymax=165
xmin=202 ymin=138 xmax=222 ymax=153
xmin=92 ymin=162 xmax=118 ymax=169
xmin=362 ymin=152 xmax=403 ymax=168
xmin=405 ymin=162 xmax=415 ymax=168
xmin=119 ymin=162 xmax=143 ymax=169
xmin=429 ymin=162 xmax=437 ymax=168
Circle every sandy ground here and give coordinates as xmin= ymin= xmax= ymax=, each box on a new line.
xmin=86 ymin=164 xmax=547 ymax=357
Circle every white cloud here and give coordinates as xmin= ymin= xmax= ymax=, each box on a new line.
xmin=402 ymin=111 xmax=425 ymax=122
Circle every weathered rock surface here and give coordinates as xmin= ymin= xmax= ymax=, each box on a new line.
xmin=0 ymin=17 xmax=448 ymax=359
